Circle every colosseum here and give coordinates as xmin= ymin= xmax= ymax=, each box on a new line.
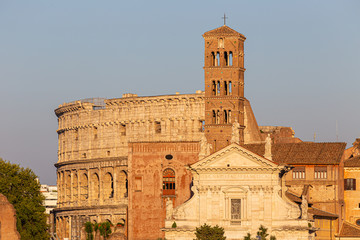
xmin=54 ymin=90 xmax=265 ymax=239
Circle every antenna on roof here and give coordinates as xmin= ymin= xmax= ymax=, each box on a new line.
xmin=222 ymin=13 xmax=228 ymax=26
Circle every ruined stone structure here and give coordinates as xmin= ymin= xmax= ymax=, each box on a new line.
xmin=0 ymin=193 xmax=20 ymax=240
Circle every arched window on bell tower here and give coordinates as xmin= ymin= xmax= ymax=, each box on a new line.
xmin=229 ymin=51 xmax=233 ymax=66
xmin=224 ymin=81 xmax=228 ymax=95
xmin=216 ymin=52 xmax=220 ymax=66
xmin=228 ymin=110 xmax=232 ymax=123
xmin=224 ymin=110 xmax=228 ymax=124
xmin=229 ymin=81 xmax=232 ymax=95
xmin=224 ymin=51 xmax=228 ymax=66
xmin=211 ymin=52 xmax=215 ymax=66
xmin=212 ymin=81 xmax=216 ymax=95
xmin=216 ymin=110 xmax=220 ymax=124
xmin=212 ymin=110 xmax=216 ymax=124
xmin=217 ymin=81 xmax=220 ymax=96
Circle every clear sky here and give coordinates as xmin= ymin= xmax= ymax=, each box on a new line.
xmin=0 ymin=1 xmax=359 ymax=185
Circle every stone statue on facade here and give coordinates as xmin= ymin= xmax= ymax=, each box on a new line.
xmin=199 ymin=134 xmax=212 ymax=159
xmin=301 ymin=195 xmax=308 ymax=219
xmin=230 ymin=119 xmax=240 ymax=144
xmin=264 ymin=134 xmax=272 ymax=160
xmin=166 ymin=198 xmax=173 ymax=220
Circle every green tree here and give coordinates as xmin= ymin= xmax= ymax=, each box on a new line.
xmin=194 ymin=223 xmax=226 ymax=240
xmin=84 ymin=222 xmax=94 ymax=240
xmin=0 ymin=158 xmax=50 ymax=240
xmin=243 ymin=225 xmax=276 ymax=240
xmin=99 ymin=221 xmax=112 ymax=239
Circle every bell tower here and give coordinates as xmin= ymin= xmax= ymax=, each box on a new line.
xmin=203 ymin=25 xmax=246 ymax=152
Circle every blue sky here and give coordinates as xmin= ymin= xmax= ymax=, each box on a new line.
xmin=0 ymin=1 xmax=359 ymax=184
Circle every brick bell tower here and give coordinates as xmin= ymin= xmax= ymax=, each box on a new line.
xmin=203 ymin=24 xmax=246 ymax=152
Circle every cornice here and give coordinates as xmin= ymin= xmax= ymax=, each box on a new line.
xmin=53 ymin=204 xmax=127 ymax=213
xmin=55 ymin=156 xmax=127 ymax=168
xmin=203 ymin=67 xmax=246 ymax=71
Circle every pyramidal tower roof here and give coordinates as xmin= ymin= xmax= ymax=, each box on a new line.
xmin=203 ymin=25 xmax=245 ymax=39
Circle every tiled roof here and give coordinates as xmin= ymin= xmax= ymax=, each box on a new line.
xmin=338 ymin=221 xmax=360 ymax=237
xmin=344 ymin=155 xmax=360 ymax=167
xmin=308 ymin=207 xmax=338 ymax=218
xmin=243 ymin=142 xmax=346 ymax=165
xmin=203 ymin=25 xmax=245 ymax=38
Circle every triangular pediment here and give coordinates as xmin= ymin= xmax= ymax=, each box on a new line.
xmin=203 ymin=25 xmax=245 ymax=39
xmin=192 ymin=143 xmax=278 ymax=169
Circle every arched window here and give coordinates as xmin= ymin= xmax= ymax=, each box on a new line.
xmin=229 ymin=52 xmax=233 ymax=66
xmin=224 ymin=110 xmax=228 ymax=124
xmin=224 ymin=51 xmax=228 ymax=66
xmin=216 ymin=110 xmax=220 ymax=124
xmin=228 ymin=110 xmax=232 ymax=123
xmin=229 ymin=81 xmax=232 ymax=95
xmin=104 ymin=172 xmax=114 ymax=199
xmin=217 ymin=81 xmax=221 ymax=96
xmin=212 ymin=110 xmax=216 ymax=124
xmin=212 ymin=81 xmax=216 ymax=95
xmin=211 ymin=52 xmax=215 ymax=66
xmin=163 ymin=168 xmax=175 ymax=195
xmin=224 ymin=81 xmax=228 ymax=95
xmin=216 ymin=52 xmax=220 ymax=66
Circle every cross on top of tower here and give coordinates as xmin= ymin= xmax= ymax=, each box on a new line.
xmin=222 ymin=13 xmax=228 ymax=25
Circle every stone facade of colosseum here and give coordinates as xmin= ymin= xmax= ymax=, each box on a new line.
xmin=53 ymin=90 xmax=264 ymax=239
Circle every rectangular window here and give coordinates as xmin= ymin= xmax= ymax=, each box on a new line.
xmin=345 ymin=178 xmax=356 ymax=191
xmin=314 ymin=166 xmax=327 ymax=179
xmin=135 ymin=177 xmax=142 ymax=192
xmin=155 ymin=121 xmax=161 ymax=134
xmin=231 ymin=199 xmax=241 ymax=224
xmin=292 ymin=167 xmax=305 ymax=179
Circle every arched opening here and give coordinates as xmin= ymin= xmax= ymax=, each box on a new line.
xmin=212 ymin=110 xmax=216 ymax=124
xmin=65 ymin=173 xmax=71 ymax=202
xmin=228 ymin=110 xmax=232 ymax=123
xmin=73 ymin=174 xmax=78 ymax=201
xmin=211 ymin=52 xmax=215 ymax=66
xmin=224 ymin=81 xmax=228 ymax=95
xmin=163 ymin=168 xmax=175 ymax=195
xmin=212 ymin=81 xmax=216 ymax=95
xmin=80 ymin=173 xmax=88 ymax=200
xmin=224 ymin=51 xmax=228 ymax=66
xmin=217 ymin=81 xmax=220 ymax=96
xmin=216 ymin=110 xmax=220 ymax=124
xmin=216 ymin=52 xmax=220 ymax=66
xmin=229 ymin=51 xmax=233 ymax=66
xmin=224 ymin=110 xmax=228 ymax=124
xmin=104 ymin=172 xmax=114 ymax=199
xmin=229 ymin=81 xmax=232 ymax=95
xmin=91 ymin=173 xmax=100 ymax=200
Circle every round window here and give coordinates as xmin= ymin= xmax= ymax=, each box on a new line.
xmin=356 ymin=219 xmax=360 ymax=226
xmin=165 ymin=154 xmax=173 ymax=160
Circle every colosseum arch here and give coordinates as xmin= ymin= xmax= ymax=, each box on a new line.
xmin=91 ymin=173 xmax=100 ymax=200
xmin=80 ymin=173 xmax=88 ymax=200
xmin=103 ymin=172 xmax=114 ymax=199
xmin=72 ymin=173 xmax=78 ymax=201
xmin=65 ymin=172 xmax=71 ymax=203
xmin=117 ymin=170 xmax=128 ymax=198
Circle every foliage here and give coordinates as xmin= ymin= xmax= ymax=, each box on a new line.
xmin=194 ymin=223 xmax=226 ymax=240
xmin=84 ymin=222 xmax=94 ymax=240
xmin=99 ymin=221 xmax=112 ymax=239
xmin=243 ymin=225 xmax=276 ymax=240
xmin=172 ymin=221 xmax=177 ymax=228
xmin=0 ymin=158 xmax=50 ymax=240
